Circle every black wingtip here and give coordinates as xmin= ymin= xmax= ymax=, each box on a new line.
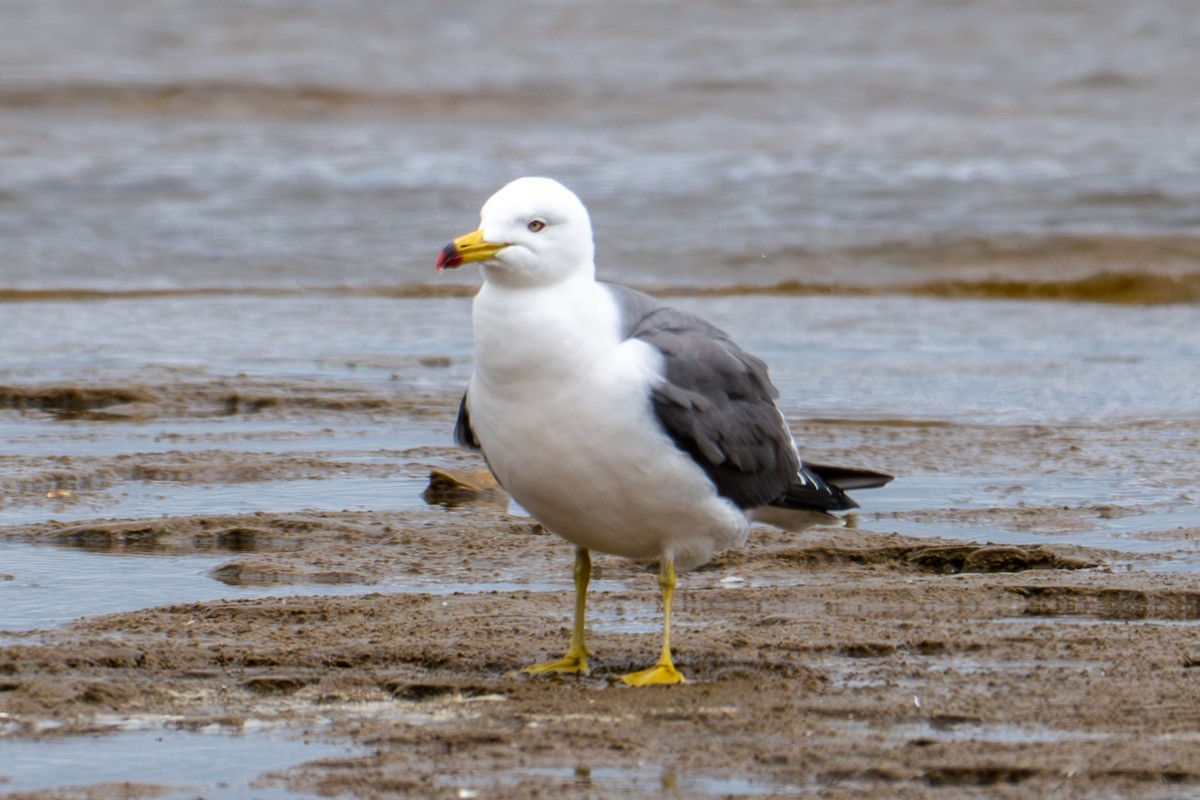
xmin=453 ymin=391 xmax=482 ymax=450
xmin=769 ymin=462 xmax=891 ymax=514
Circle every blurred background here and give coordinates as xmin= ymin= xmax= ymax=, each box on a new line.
xmin=2 ymin=0 xmax=1198 ymax=294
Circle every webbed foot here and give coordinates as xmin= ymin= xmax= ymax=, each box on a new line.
xmin=522 ymin=652 xmax=589 ymax=676
xmin=620 ymin=662 xmax=685 ymax=686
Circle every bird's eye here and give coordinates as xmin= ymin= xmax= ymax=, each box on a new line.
xmin=527 ymin=219 xmax=546 ymax=233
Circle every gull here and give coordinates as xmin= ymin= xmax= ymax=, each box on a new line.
xmin=437 ymin=177 xmax=891 ymax=685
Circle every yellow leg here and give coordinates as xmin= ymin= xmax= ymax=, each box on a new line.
xmin=621 ymin=558 xmax=686 ymax=686
xmin=523 ymin=547 xmax=591 ymax=675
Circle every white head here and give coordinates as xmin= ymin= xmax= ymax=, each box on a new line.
xmin=436 ymin=177 xmax=595 ymax=288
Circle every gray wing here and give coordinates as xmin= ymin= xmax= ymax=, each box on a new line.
xmin=606 ymin=283 xmax=856 ymax=512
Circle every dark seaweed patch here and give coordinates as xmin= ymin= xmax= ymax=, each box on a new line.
xmin=0 ymin=385 xmax=159 ymax=417
xmin=1012 ymin=586 xmax=1200 ymax=620
xmin=778 ymin=543 xmax=1097 ymax=574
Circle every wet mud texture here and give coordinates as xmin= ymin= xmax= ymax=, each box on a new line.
xmin=5 ymin=508 xmax=1200 ymax=799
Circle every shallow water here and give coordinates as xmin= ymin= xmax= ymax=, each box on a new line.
xmin=679 ymin=295 xmax=1199 ymax=425
xmin=2 ymin=0 xmax=1199 ymax=293
xmin=2 ymin=293 xmax=1197 ymax=541
xmin=0 ymin=728 xmax=355 ymax=797
xmin=449 ymin=764 xmax=813 ymax=797
xmin=2 ymin=293 xmax=1194 ymax=423
xmin=0 ymin=540 xmax=636 ymax=633
xmin=0 ymin=295 xmax=474 ymax=385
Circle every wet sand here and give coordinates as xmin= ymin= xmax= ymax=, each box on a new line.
xmin=4 ymin=464 xmax=1200 ymax=797
xmin=2 ymin=300 xmax=1198 ymax=797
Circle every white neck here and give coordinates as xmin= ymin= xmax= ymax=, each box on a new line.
xmin=471 ymin=275 xmax=617 ymax=390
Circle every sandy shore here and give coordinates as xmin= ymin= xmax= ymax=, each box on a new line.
xmin=2 ymin=371 xmax=1198 ymax=797
xmin=4 ymin=495 xmax=1200 ymax=798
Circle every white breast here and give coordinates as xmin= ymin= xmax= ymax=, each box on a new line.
xmin=466 ymin=278 xmax=749 ymax=570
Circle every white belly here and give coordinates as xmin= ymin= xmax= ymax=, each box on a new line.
xmin=468 ymin=283 xmax=749 ymax=570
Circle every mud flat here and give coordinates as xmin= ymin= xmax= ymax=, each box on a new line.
xmin=1 ymin=303 xmax=1197 ymax=797
xmin=4 ymin=498 xmax=1200 ymax=799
